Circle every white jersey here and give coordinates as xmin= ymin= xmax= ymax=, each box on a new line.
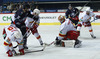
xmin=4 ymin=24 xmax=22 ymax=42
xmin=58 ymin=19 xmax=76 ymax=40
xmin=25 ymin=17 xmax=40 ymax=28
xmin=60 ymin=19 xmax=76 ymax=32
xmin=80 ymin=11 xmax=95 ymax=22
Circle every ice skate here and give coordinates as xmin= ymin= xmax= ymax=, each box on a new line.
xmin=90 ymin=34 xmax=96 ymax=39
xmin=74 ymin=39 xmax=82 ymax=48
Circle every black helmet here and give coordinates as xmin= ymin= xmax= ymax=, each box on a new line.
xmin=68 ymin=4 xmax=72 ymax=10
xmin=68 ymin=4 xmax=72 ymax=8
xmin=23 ymin=4 xmax=30 ymax=9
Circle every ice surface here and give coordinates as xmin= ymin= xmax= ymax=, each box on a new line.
xmin=0 ymin=25 xmax=100 ymax=59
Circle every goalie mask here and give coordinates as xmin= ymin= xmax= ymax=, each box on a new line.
xmin=33 ymin=9 xmax=40 ymax=16
xmin=58 ymin=15 xmax=65 ymax=24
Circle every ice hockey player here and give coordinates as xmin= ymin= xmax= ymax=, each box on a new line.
xmin=55 ymin=15 xmax=82 ymax=48
xmin=77 ymin=8 xmax=96 ymax=39
xmin=25 ymin=9 xmax=43 ymax=46
xmin=2 ymin=24 xmax=24 ymax=57
xmin=65 ymin=4 xmax=79 ymax=28
xmin=12 ymin=3 xmax=34 ymax=49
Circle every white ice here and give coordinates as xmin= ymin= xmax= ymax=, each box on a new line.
xmin=0 ymin=25 xmax=100 ymax=59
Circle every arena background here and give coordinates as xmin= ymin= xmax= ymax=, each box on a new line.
xmin=0 ymin=0 xmax=100 ymax=59
xmin=0 ymin=0 xmax=100 ymax=25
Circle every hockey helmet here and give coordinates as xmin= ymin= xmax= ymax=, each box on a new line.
xmin=86 ymin=8 xmax=90 ymax=15
xmin=58 ymin=15 xmax=65 ymax=23
xmin=68 ymin=4 xmax=72 ymax=10
xmin=86 ymin=8 xmax=90 ymax=11
xmin=13 ymin=31 xmax=21 ymax=39
xmin=33 ymin=9 xmax=40 ymax=16
xmin=86 ymin=8 xmax=90 ymax=12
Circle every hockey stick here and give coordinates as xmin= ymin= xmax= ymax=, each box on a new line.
xmin=73 ymin=1 xmax=90 ymax=18
xmin=74 ymin=18 xmax=98 ymax=28
xmin=13 ymin=20 xmax=37 ymax=48
xmin=15 ymin=49 xmax=43 ymax=56
xmin=25 ymin=43 xmax=46 ymax=53
xmin=90 ymin=18 xmax=98 ymax=23
xmin=13 ymin=32 xmax=31 ymax=48
xmin=44 ymin=41 xmax=55 ymax=46
xmin=15 ymin=43 xmax=46 ymax=56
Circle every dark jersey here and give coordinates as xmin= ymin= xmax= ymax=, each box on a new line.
xmin=13 ymin=9 xmax=34 ymax=36
xmin=15 ymin=9 xmax=33 ymax=22
xmin=65 ymin=8 xmax=79 ymax=18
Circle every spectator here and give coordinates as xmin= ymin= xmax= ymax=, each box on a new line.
xmin=30 ymin=1 xmax=35 ymax=11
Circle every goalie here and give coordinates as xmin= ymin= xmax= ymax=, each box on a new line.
xmin=2 ymin=24 xmax=24 ymax=57
xmin=55 ymin=15 xmax=82 ymax=48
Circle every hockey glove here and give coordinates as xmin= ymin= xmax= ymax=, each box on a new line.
xmin=19 ymin=49 xmax=25 ymax=55
xmin=6 ymin=50 xmax=13 ymax=57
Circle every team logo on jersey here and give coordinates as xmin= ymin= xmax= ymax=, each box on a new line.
xmin=60 ymin=31 xmax=62 ymax=34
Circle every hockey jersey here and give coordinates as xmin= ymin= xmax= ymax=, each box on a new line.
xmin=3 ymin=24 xmax=22 ymax=42
xmin=25 ymin=17 xmax=40 ymax=28
xmin=65 ymin=8 xmax=79 ymax=19
xmin=58 ymin=19 xmax=77 ymax=40
xmin=80 ymin=11 xmax=95 ymax=22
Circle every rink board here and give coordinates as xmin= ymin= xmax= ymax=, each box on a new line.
xmin=0 ymin=12 xmax=100 ymax=25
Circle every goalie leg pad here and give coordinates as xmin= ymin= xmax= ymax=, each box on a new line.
xmin=61 ymin=40 xmax=75 ymax=48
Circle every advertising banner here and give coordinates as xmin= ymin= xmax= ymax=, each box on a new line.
xmin=0 ymin=12 xmax=100 ymax=25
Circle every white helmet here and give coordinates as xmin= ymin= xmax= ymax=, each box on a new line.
xmin=13 ymin=31 xmax=21 ymax=39
xmin=33 ymin=9 xmax=40 ymax=15
xmin=86 ymin=8 xmax=90 ymax=11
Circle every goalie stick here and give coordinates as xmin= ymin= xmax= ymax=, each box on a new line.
xmin=44 ymin=41 xmax=55 ymax=46
xmin=13 ymin=20 xmax=37 ymax=48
